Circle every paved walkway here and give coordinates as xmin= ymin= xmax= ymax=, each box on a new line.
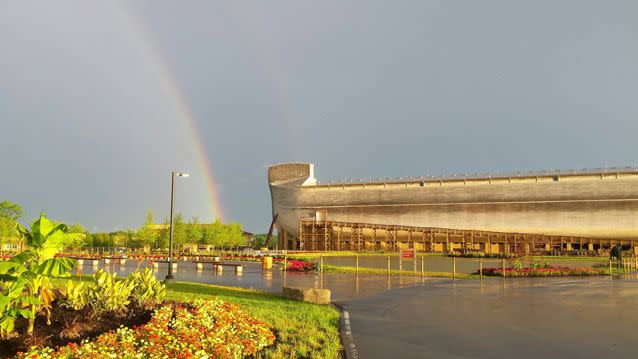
xmin=339 ymin=277 xmax=638 ymax=359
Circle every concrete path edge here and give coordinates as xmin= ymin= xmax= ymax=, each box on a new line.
xmin=333 ymin=303 xmax=359 ymax=359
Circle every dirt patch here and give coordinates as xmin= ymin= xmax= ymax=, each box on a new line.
xmin=0 ymin=302 xmax=154 ymax=358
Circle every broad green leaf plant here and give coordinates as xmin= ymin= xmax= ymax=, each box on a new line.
xmin=0 ymin=213 xmax=84 ymax=337
xmin=60 ymin=268 xmax=166 ymax=316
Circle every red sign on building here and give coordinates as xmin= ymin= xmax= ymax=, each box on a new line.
xmin=401 ymin=249 xmax=415 ymax=259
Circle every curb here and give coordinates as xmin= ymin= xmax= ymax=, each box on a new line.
xmin=333 ymin=303 xmax=359 ymax=359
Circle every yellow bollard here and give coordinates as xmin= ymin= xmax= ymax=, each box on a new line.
xmin=355 ymin=255 xmax=359 ymax=274
xmin=262 ymin=256 xmax=273 ymax=270
xmin=421 ymin=256 xmax=424 ymax=277
xmin=387 ymin=255 xmax=391 ymax=275
xmin=453 ymin=256 xmax=456 ymax=279
xmin=479 ymin=257 xmax=483 ymax=279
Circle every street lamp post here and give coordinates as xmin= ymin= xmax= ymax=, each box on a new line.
xmin=166 ymin=171 xmax=189 ymax=281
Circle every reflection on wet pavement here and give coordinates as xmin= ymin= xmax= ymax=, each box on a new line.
xmin=75 ymin=259 xmax=636 ymax=302
xmin=76 ymin=260 xmax=441 ymax=301
xmin=344 ymin=276 xmax=638 ymax=359
xmin=311 ymin=255 xmax=614 ymax=274
xmin=77 ymin=259 xmax=638 ymax=359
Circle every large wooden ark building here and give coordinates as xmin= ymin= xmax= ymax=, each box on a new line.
xmin=268 ymin=162 xmax=638 ymax=254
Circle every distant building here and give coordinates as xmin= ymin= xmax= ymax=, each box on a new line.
xmin=1 ymin=243 xmax=19 ymax=251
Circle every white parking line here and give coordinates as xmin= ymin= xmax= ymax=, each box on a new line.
xmin=342 ymin=310 xmax=360 ymax=359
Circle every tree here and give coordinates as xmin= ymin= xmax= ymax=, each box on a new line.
xmin=200 ymin=223 xmax=214 ymax=246
xmin=137 ymin=210 xmax=158 ymax=248
xmin=186 ymin=217 xmax=202 ymax=244
xmin=172 ymin=213 xmax=187 ymax=247
xmin=87 ymin=233 xmax=114 ymax=248
xmin=0 ymin=201 xmax=23 ymax=221
xmin=108 ymin=231 xmax=130 ymax=248
xmin=66 ymin=224 xmax=87 ymax=249
xmin=213 ymin=219 xmax=229 ymax=249
xmin=155 ymin=218 xmax=170 ymax=249
xmin=226 ymin=222 xmax=245 ymax=249
xmin=252 ymin=233 xmax=277 ymax=249
xmin=0 ymin=201 xmax=24 ymax=250
xmin=0 ymin=218 xmax=17 ymax=246
xmin=123 ymin=229 xmax=142 ymax=248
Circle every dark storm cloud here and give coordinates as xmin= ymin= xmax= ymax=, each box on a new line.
xmin=1 ymin=1 xmax=637 ymax=232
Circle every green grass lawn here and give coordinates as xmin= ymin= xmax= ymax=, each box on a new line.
xmin=287 ymin=251 xmax=444 ymax=262
xmin=55 ymin=277 xmax=341 ymax=359
xmin=321 ymin=264 xmax=478 ymax=278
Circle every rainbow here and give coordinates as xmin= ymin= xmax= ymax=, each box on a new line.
xmin=115 ymin=4 xmax=224 ymax=221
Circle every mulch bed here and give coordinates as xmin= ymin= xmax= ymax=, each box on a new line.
xmin=0 ymin=303 xmax=153 ymax=358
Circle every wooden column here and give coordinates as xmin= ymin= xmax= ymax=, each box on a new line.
xmin=487 ymin=233 xmax=492 ymax=254
xmin=422 ymin=231 xmax=426 ymax=253
xmin=296 ymin=222 xmax=301 ymax=250
xmin=372 ymin=228 xmax=377 ymax=252
xmin=361 ymin=227 xmax=367 ymax=252
xmin=430 ymin=228 xmax=435 ymax=252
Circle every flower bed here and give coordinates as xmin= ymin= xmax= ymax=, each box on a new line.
xmin=271 ymin=258 xmax=316 ymax=271
xmin=448 ymin=250 xmax=516 ymax=259
xmin=284 ymin=259 xmax=316 ymax=271
xmin=18 ymin=299 xmax=275 ymax=359
xmin=217 ymin=255 xmax=317 ymax=272
xmin=480 ymin=266 xmax=604 ymax=277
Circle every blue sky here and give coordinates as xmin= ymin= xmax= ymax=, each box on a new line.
xmin=1 ymin=1 xmax=637 ymax=232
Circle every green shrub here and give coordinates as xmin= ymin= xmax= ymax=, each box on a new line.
xmin=0 ymin=213 xmax=84 ymax=336
xmin=60 ymin=280 xmax=87 ymax=311
xmin=128 ymin=268 xmax=166 ymax=309
xmin=87 ymin=269 xmax=136 ymax=316
xmin=60 ymin=268 xmax=166 ymax=316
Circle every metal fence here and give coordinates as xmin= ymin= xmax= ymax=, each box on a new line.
xmin=307 ymin=255 xmax=638 ymax=278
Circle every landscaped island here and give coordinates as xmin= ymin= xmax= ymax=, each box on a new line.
xmin=0 ymin=214 xmax=341 ymax=358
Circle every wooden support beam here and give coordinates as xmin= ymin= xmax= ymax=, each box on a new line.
xmin=372 ymin=228 xmax=377 ymax=251
xmin=422 ymin=231 xmax=426 ymax=253
xmin=430 ymin=228 xmax=434 ymax=251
